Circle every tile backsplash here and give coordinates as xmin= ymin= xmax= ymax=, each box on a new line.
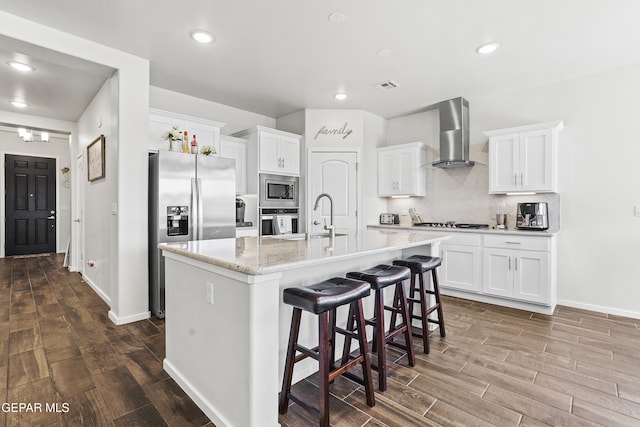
xmin=386 ymin=142 xmax=560 ymax=232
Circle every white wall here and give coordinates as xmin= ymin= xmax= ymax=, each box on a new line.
xmin=362 ymin=111 xmax=388 ymax=227
xmin=1 ymin=10 xmax=151 ymax=325
xmin=386 ymin=63 xmax=640 ymax=318
xmin=76 ymin=78 xmax=115 ymax=302
xmin=150 ymin=86 xmax=276 ymax=135
xmin=470 ymin=63 xmax=640 ymax=318
xmin=0 ymin=129 xmax=71 ymax=255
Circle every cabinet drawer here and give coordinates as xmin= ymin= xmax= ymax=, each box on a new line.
xmin=484 ymin=235 xmax=550 ymax=252
xmin=445 ymin=233 xmax=483 ymax=246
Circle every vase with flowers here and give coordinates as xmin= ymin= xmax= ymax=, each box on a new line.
xmin=162 ymin=125 xmax=182 ymax=151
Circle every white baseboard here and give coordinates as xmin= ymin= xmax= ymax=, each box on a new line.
xmin=81 ymin=274 xmax=111 ymax=305
xmin=163 ymin=358 xmax=230 ymax=427
xmin=108 ymin=310 xmax=150 ymax=325
xmin=440 ymin=288 xmax=555 ymax=315
xmin=556 ymin=299 xmax=640 ymax=320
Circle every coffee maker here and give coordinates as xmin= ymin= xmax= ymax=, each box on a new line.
xmin=235 ymin=198 xmax=253 ymax=227
xmin=516 ymin=202 xmax=549 ymax=230
xmin=236 ymin=198 xmax=245 ymax=223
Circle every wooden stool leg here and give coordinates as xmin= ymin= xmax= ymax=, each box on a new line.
xmin=353 ymin=299 xmax=375 ymax=407
xmin=396 ymin=281 xmax=415 ymax=367
xmin=432 ymin=269 xmax=446 ymax=337
xmin=374 ymin=289 xmax=387 ymax=391
xmin=389 ymin=284 xmax=400 ymax=334
xmin=340 ymin=304 xmax=355 ymax=367
xmin=417 ymin=272 xmax=430 ymax=353
xmin=318 ymin=311 xmax=330 ymax=427
xmin=279 ymin=308 xmax=302 ymax=414
xmin=329 ymin=308 xmax=337 ymax=372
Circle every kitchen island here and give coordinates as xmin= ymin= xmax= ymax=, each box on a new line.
xmin=159 ymin=230 xmax=448 ymax=427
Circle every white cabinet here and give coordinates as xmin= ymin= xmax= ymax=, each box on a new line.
xmin=220 ymin=135 xmax=247 ymax=194
xmin=258 ymin=131 xmax=299 ymax=175
xmin=482 ymin=235 xmax=551 ymax=305
xmin=484 ymin=121 xmax=563 ymax=194
xmin=377 ymin=142 xmax=426 ymax=197
xmin=234 ymin=126 xmax=301 ymax=177
xmin=236 ymin=227 xmax=258 ymax=238
xmin=440 ymin=234 xmax=482 ymax=293
xmin=367 ymin=225 xmax=557 ymax=313
xmin=149 ymin=108 xmax=224 ymax=155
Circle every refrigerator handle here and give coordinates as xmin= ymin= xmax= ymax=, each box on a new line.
xmin=191 ymin=178 xmax=199 ymax=240
xmin=197 ymin=178 xmax=204 ymax=240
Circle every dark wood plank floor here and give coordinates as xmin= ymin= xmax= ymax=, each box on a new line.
xmin=2 ymin=254 xmax=640 ymax=426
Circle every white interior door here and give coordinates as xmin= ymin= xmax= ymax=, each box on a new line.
xmin=309 ymin=151 xmax=358 ymax=235
xmin=73 ymin=153 xmax=84 ymax=274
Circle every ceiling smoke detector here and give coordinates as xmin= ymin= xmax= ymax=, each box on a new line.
xmin=373 ymin=80 xmax=400 ymax=90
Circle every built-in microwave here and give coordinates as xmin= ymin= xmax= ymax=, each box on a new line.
xmin=259 ymin=173 xmax=299 ymax=207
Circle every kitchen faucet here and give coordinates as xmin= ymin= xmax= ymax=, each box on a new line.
xmin=313 ymin=193 xmax=335 ymax=239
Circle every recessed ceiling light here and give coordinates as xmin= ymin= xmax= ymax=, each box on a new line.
xmin=334 ymin=93 xmax=347 ymax=101
xmin=476 ymin=42 xmax=501 ymax=55
xmin=190 ymin=30 xmax=215 ymax=44
xmin=7 ymin=61 xmax=34 ymax=72
xmin=328 ymin=12 xmax=346 ymax=24
xmin=11 ymin=100 xmax=28 ymax=108
xmin=377 ymin=49 xmax=392 ymax=57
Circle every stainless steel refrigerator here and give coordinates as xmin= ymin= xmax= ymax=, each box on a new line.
xmin=149 ymin=151 xmax=236 ymax=318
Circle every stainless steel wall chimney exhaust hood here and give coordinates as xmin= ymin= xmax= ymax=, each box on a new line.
xmin=431 ymin=97 xmax=478 ymax=168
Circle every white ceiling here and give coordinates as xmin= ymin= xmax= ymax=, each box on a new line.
xmin=2 ymin=0 xmax=640 ymax=121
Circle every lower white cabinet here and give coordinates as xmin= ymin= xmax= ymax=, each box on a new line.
xmin=368 ymin=225 xmax=556 ymax=312
xmin=483 ymin=248 xmax=550 ymax=303
xmin=482 ymin=235 xmax=552 ymax=305
xmin=440 ymin=234 xmax=482 ymax=293
xmin=236 ymin=227 xmax=258 ymax=238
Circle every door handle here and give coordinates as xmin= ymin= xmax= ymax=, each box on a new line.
xmin=74 ymin=219 xmax=81 ymax=223
xmin=47 ymin=216 xmax=55 ymax=220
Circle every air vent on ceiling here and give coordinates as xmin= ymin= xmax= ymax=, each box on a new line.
xmin=374 ymin=80 xmax=400 ymax=90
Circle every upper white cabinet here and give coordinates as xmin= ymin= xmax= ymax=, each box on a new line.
xmin=234 ymin=126 xmax=301 ymax=177
xmin=377 ymin=142 xmax=427 ymax=197
xmin=149 ymin=108 xmax=225 ymax=155
xmin=484 ymin=121 xmax=563 ymax=194
xmin=220 ymin=135 xmax=248 ymax=195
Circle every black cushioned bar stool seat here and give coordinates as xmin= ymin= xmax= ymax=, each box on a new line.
xmin=393 ymin=255 xmax=445 ymax=354
xmin=345 ymin=264 xmax=414 ymax=392
xmin=279 ymin=277 xmax=375 ymax=427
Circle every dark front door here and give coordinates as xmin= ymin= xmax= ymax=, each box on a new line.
xmin=5 ymin=155 xmax=56 ymax=256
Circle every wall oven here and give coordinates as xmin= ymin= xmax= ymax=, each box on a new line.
xmin=260 ymin=208 xmax=299 ymax=236
xmin=259 ymin=173 xmax=299 ymax=208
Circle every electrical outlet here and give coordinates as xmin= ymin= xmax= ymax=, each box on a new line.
xmin=206 ymin=282 xmax=214 ymax=304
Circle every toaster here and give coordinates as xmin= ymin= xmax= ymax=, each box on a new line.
xmin=379 ymin=213 xmax=400 ymax=225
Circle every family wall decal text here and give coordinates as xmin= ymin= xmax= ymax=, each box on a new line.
xmin=314 ymin=122 xmax=353 ymax=140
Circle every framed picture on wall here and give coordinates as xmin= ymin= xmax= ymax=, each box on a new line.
xmin=87 ymin=135 xmax=105 ymax=182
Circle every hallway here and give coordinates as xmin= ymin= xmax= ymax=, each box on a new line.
xmin=0 ymin=254 xmax=210 ymax=426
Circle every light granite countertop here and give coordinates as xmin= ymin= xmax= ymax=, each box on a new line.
xmin=159 ymin=229 xmax=449 ymax=275
xmin=368 ymin=224 xmax=559 ymax=236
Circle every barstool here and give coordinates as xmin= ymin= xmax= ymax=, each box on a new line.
xmin=393 ymin=255 xmax=445 ymax=354
xmin=279 ymin=277 xmax=375 ymax=427
xmin=345 ymin=265 xmax=414 ymax=391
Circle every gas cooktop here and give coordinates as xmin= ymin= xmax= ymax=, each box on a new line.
xmin=414 ymin=222 xmax=489 ymax=229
